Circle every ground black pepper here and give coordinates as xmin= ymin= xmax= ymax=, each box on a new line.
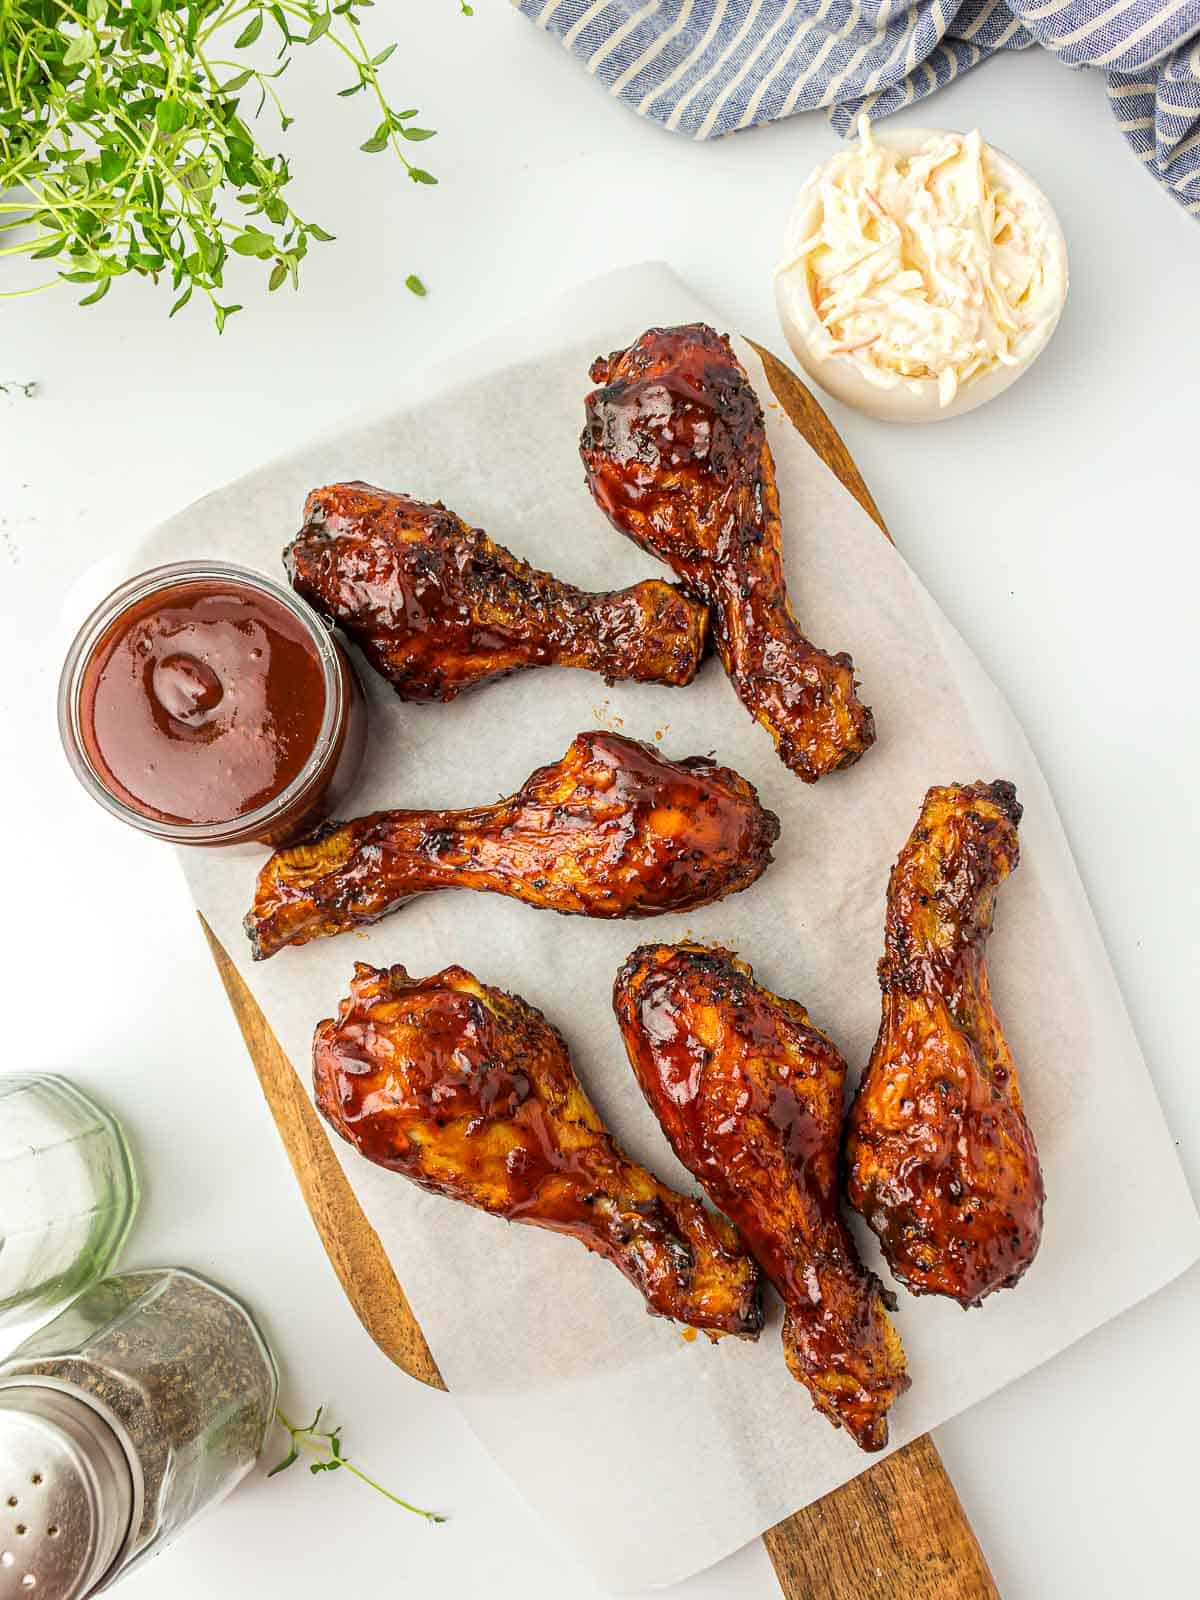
xmin=0 ymin=1269 xmax=277 ymax=1570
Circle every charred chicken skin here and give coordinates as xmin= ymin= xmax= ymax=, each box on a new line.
xmin=314 ymin=961 xmax=764 ymax=1336
xmin=286 ymin=482 xmax=709 ymax=702
xmin=246 ymin=730 xmax=780 ymax=959
xmin=846 ymin=782 xmax=1044 ymax=1307
xmin=581 ymin=324 xmax=874 ymax=782
xmin=613 ymin=942 xmax=909 ymax=1451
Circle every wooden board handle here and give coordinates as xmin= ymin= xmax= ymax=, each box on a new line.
xmin=764 ymin=1434 xmax=999 ymax=1599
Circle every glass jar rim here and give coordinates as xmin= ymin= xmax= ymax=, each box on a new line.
xmin=58 ymin=560 xmax=344 ymax=844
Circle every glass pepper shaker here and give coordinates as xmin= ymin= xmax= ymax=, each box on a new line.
xmin=0 ymin=1268 xmax=278 ymax=1596
xmin=0 ymin=1076 xmax=139 ymax=1325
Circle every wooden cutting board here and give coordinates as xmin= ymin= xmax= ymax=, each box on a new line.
xmin=202 ymin=343 xmax=1001 ymax=1600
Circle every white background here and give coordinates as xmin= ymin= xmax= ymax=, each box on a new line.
xmin=2 ymin=6 xmax=1197 ymax=1598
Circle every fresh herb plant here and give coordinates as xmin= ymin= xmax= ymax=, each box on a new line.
xmin=270 ymin=1405 xmax=446 ymax=1522
xmin=1 ymin=0 xmax=444 ymax=328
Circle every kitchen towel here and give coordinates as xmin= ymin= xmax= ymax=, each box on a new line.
xmin=516 ymin=0 xmax=1200 ymax=216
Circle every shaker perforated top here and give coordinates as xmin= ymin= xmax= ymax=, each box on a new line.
xmin=0 ymin=1385 xmax=136 ymax=1600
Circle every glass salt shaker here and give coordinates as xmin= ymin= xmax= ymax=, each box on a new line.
xmin=0 ymin=1268 xmax=278 ymax=1596
xmin=0 ymin=1076 xmax=139 ymax=1325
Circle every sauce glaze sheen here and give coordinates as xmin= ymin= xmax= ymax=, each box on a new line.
xmin=313 ymin=961 xmax=764 ymax=1336
xmin=245 ymin=730 xmax=780 ymax=959
xmin=614 ymin=941 xmax=909 ymax=1451
xmin=79 ymin=580 xmax=326 ymax=826
xmin=845 ymin=780 xmax=1045 ymax=1307
xmin=581 ymin=323 xmax=875 ymax=782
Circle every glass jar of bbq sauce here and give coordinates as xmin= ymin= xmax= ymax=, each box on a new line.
xmin=58 ymin=561 xmax=367 ymax=848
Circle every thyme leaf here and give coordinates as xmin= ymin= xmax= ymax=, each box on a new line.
xmin=0 ymin=0 xmax=469 ymax=326
xmin=271 ymin=1406 xmax=446 ymax=1522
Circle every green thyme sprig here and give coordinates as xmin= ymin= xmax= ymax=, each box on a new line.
xmin=0 ymin=0 xmax=452 ymax=328
xmin=269 ymin=1406 xmax=446 ymax=1522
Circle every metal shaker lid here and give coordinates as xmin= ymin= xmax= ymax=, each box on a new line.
xmin=0 ymin=1386 xmax=133 ymax=1599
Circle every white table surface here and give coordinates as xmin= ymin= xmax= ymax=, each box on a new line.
xmin=2 ymin=7 xmax=1198 ymax=1597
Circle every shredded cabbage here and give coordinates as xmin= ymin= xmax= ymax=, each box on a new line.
xmin=780 ymin=119 xmax=1061 ymax=408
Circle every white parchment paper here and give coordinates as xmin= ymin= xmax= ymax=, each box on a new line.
xmin=137 ymin=265 xmax=1199 ymax=1591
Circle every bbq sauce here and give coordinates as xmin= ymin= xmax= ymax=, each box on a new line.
xmin=78 ymin=579 xmax=328 ymax=826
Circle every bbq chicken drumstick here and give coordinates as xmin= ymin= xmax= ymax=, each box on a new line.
xmin=846 ymin=781 xmax=1044 ymax=1307
xmin=246 ymin=731 xmax=780 ymax=958
xmin=287 ymin=482 xmax=709 ymax=701
xmin=581 ymin=324 xmax=875 ymax=782
xmin=314 ymin=961 xmax=764 ymax=1336
xmin=614 ymin=943 xmax=909 ymax=1451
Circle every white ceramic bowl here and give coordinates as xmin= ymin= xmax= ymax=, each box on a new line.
xmin=775 ymin=128 xmax=1070 ymax=423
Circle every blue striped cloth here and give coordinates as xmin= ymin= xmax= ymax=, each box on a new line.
xmin=515 ymin=0 xmax=1200 ymax=215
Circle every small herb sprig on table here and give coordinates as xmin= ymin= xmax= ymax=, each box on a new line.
xmin=1 ymin=0 xmax=450 ymax=329
xmin=269 ymin=1406 xmax=446 ymax=1522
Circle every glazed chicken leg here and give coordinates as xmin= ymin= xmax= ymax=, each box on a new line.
xmin=286 ymin=482 xmax=709 ymax=701
xmin=845 ymin=782 xmax=1044 ymax=1307
xmin=246 ymin=731 xmax=780 ymax=958
xmin=314 ymin=961 xmax=764 ymax=1336
xmin=614 ymin=943 xmax=909 ymax=1451
xmin=581 ymin=324 xmax=875 ymax=782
